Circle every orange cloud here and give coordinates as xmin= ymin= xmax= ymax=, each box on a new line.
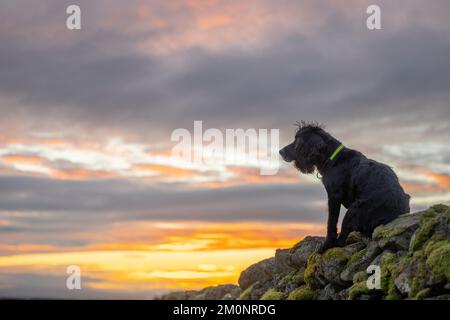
xmin=429 ymin=172 xmax=450 ymax=189
xmin=0 ymin=244 xmax=59 ymax=255
xmin=403 ymin=182 xmax=439 ymax=194
xmin=1 ymin=154 xmax=47 ymax=165
xmin=51 ymin=167 xmax=117 ymax=180
xmin=72 ymin=220 xmax=325 ymax=254
xmin=197 ymin=15 xmax=232 ymax=29
xmin=230 ymin=166 xmax=299 ymax=184
xmin=133 ymin=164 xmax=196 ymax=177
xmin=412 ymin=168 xmax=450 ymax=191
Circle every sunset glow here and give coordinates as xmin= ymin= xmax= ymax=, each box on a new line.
xmin=1 ymin=0 xmax=449 ymax=299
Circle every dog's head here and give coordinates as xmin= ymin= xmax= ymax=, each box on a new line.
xmin=279 ymin=121 xmax=329 ymax=174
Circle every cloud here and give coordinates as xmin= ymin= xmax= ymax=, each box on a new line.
xmin=1 ymin=0 xmax=449 ymax=144
xmin=0 ymin=174 xmax=326 ymax=222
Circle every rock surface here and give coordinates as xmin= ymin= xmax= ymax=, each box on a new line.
xmin=160 ymin=205 xmax=450 ymax=300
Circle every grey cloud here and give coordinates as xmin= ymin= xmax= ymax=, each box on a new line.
xmin=1 ymin=0 xmax=450 ymax=145
xmin=0 ymin=175 xmax=327 ymax=223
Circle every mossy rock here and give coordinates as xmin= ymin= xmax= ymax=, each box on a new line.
xmin=304 ymin=253 xmax=324 ymax=289
xmin=348 ymin=281 xmax=371 ymax=300
xmin=289 ymin=236 xmax=324 ymax=268
xmin=428 ymin=204 xmax=449 ymax=214
xmin=423 ymin=238 xmax=450 ymax=257
xmin=260 ymin=288 xmax=283 ymax=300
xmin=287 ymin=285 xmax=318 ymax=300
xmin=277 ymin=272 xmax=294 ymax=287
xmin=410 ymin=206 xmax=449 ymax=252
xmin=408 ymin=251 xmax=432 ymax=298
xmin=373 ymin=212 xmax=423 ymax=251
xmin=304 ymin=247 xmax=354 ymax=288
xmin=378 ymin=252 xmax=402 ymax=299
xmin=292 ymin=272 xmax=305 ymax=285
xmin=238 ymin=258 xmax=274 ymax=290
xmin=346 ymin=231 xmax=370 ymax=245
xmin=192 ymin=293 xmax=206 ymax=300
xmin=322 ymin=247 xmax=351 ymax=261
xmin=222 ymin=293 xmax=233 ymax=300
xmin=414 ymin=288 xmax=431 ymax=300
xmin=237 ymin=283 xmax=256 ymax=300
xmin=409 ymin=214 xmax=438 ymax=251
xmin=388 ymin=249 xmax=436 ymax=299
xmin=162 ymin=291 xmax=189 ymax=300
xmin=321 ymin=247 xmax=352 ymax=284
xmin=341 ymin=248 xmax=370 ymax=282
xmin=426 ymin=243 xmax=450 ymax=282
xmin=353 ymin=271 xmax=368 ymax=284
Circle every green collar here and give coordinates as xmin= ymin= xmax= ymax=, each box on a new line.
xmin=329 ymin=144 xmax=344 ymax=161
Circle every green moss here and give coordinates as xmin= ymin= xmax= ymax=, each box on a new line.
xmin=348 ymin=281 xmax=371 ymax=300
xmin=260 ymin=288 xmax=283 ymax=300
xmin=379 ymin=252 xmax=398 ymax=292
xmin=410 ymin=213 xmax=439 ymax=251
xmin=414 ymin=288 xmax=431 ymax=300
xmin=287 ymin=285 xmax=318 ymax=300
xmin=386 ymin=275 xmax=402 ymax=300
xmin=373 ymin=225 xmax=404 ymax=240
xmin=278 ymin=272 xmax=294 ymax=287
xmin=374 ymin=205 xmax=448 ymax=244
xmin=426 ymin=243 xmax=450 ymax=281
xmin=291 ymin=273 xmax=305 ymax=285
xmin=386 ymin=288 xmax=402 ymax=300
xmin=429 ymin=204 xmax=448 ymax=214
xmin=408 ymin=251 xmax=429 ymax=298
xmin=322 ymin=247 xmax=351 ymax=263
xmin=423 ymin=238 xmax=449 ymax=257
xmin=347 ymin=248 xmax=368 ymax=267
xmin=353 ymin=271 xmax=368 ymax=284
xmin=163 ymin=292 xmax=187 ymax=300
xmin=380 ymin=249 xmax=432 ymax=299
xmin=238 ymin=283 xmax=256 ymax=300
xmin=376 ymin=247 xmax=439 ymax=300
xmin=346 ymin=231 xmax=367 ymax=245
xmin=192 ymin=293 xmax=206 ymax=300
xmin=378 ymin=252 xmax=404 ymax=299
xmin=304 ymin=253 xmax=321 ymax=289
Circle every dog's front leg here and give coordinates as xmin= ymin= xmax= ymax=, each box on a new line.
xmin=318 ymin=198 xmax=341 ymax=253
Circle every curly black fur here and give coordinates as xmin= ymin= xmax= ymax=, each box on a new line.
xmin=280 ymin=122 xmax=411 ymax=253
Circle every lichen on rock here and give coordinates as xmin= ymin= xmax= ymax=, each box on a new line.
xmin=287 ymin=285 xmax=318 ymax=300
xmin=260 ymin=288 xmax=283 ymax=300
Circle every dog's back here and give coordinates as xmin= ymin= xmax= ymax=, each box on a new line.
xmin=348 ymin=155 xmax=410 ymax=234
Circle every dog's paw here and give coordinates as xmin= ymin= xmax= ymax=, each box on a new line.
xmin=335 ymin=237 xmax=346 ymax=247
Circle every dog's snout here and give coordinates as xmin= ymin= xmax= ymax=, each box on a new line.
xmin=279 ymin=145 xmax=294 ymax=162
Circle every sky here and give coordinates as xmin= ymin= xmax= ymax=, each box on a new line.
xmin=0 ymin=0 xmax=450 ymax=299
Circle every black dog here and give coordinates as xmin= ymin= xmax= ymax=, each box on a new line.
xmin=279 ymin=121 xmax=410 ymax=253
